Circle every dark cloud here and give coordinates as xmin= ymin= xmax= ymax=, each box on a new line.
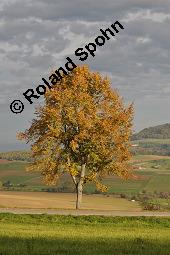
xmin=2 ymin=0 xmax=170 ymax=21
xmin=0 ymin=0 xmax=170 ymax=146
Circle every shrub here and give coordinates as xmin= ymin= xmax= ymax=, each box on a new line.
xmin=120 ymin=193 xmax=127 ymax=198
xmin=159 ymin=192 xmax=170 ymax=199
xmin=143 ymin=202 xmax=161 ymax=211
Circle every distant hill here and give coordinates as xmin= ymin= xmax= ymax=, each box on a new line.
xmin=132 ymin=123 xmax=170 ymax=140
xmin=0 ymin=151 xmax=31 ymax=162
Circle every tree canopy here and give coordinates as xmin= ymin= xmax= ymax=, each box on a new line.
xmin=18 ymin=65 xmax=134 ymax=209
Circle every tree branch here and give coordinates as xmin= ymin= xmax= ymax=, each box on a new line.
xmin=70 ymin=173 xmax=77 ymax=186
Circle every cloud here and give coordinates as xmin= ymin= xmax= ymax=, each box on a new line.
xmin=0 ymin=0 xmax=170 ymax=146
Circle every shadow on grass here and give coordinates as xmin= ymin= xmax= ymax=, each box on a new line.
xmin=0 ymin=236 xmax=170 ymax=255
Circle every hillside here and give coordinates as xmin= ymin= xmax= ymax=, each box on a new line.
xmin=0 ymin=155 xmax=170 ymax=194
xmin=0 ymin=151 xmax=31 ymax=162
xmin=132 ymin=123 xmax=170 ymax=140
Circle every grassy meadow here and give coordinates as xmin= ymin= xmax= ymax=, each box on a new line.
xmin=133 ymin=138 xmax=170 ymax=144
xmin=0 ymin=214 xmax=169 ymax=255
xmin=0 ymin=150 xmax=170 ymax=254
xmin=0 ymin=153 xmax=170 ymax=211
xmin=1 ymin=154 xmax=170 ymax=194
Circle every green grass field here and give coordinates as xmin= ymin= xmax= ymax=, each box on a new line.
xmin=0 ymin=155 xmax=170 ymax=194
xmin=0 ymin=214 xmax=169 ymax=255
xmin=133 ymin=138 xmax=170 ymax=144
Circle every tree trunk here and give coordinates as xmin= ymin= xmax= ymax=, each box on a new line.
xmin=76 ymin=182 xmax=83 ymax=210
xmin=76 ymin=163 xmax=86 ymax=209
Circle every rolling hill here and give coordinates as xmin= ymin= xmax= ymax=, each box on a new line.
xmin=0 ymin=155 xmax=170 ymax=194
xmin=132 ymin=123 xmax=170 ymax=140
xmin=1 ymin=123 xmax=170 ymax=195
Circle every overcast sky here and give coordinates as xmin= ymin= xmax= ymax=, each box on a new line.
xmin=0 ymin=0 xmax=170 ymax=151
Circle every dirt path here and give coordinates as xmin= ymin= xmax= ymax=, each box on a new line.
xmin=0 ymin=207 xmax=170 ymax=217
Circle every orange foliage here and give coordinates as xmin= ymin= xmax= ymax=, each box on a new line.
xmin=18 ymin=65 xmax=134 ymax=192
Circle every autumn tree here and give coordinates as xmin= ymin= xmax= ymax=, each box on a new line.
xmin=18 ymin=65 xmax=133 ymax=209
